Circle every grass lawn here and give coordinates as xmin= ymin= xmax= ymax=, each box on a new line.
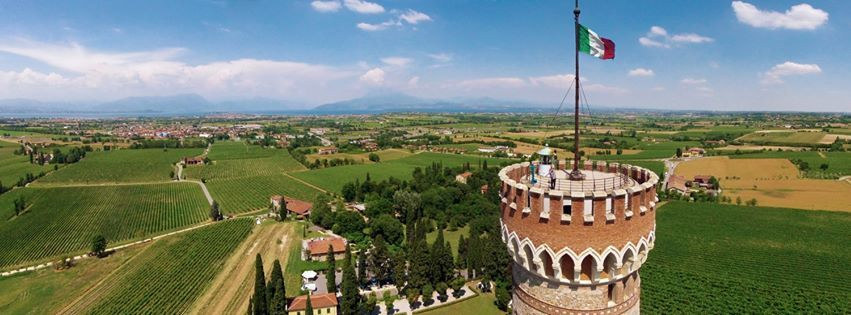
xmin=36 ymin=148 xmax=203 ymax=185
xmin=426 ymin=226 xmax=470 ymax=259
xmin=416 ymin=291 xmax=502 ymax=315
xmin=291 ymin=152 xmax=512 ymax=193
xmin=642 ymin=201 xmax=851 ymax=313
xmin=284 ymin=221 xmax=328 ymax=297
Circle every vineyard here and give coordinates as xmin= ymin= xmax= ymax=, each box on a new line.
xmin=206 ymin=141 xmax=282 ymax=160
xmin=291 ymin=152 xmax=511 ymax=193
xmin=36 ymin=148 xmax=203 ymax=185
xmin=182 ymin=141 xmax=313 ymax=213
xmin=64 ymin=219 xmax=252 ymax=314
xmin=205 ymin=175 xmax=322 ymax=214
xmin=642 ymin=202 xmax=851 ymax=313
xmin=0 ymin=183 xmax=209 ymax=269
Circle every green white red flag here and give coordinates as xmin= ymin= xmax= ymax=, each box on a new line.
xmin=579 ymin=24 xmax=615 ymax=60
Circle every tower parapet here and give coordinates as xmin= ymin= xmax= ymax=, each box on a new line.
xmin=499 ymin=160 xmax=658 ymax=314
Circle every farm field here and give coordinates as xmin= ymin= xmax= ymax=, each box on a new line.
xmin=0 ymin=244 xmax=145 ymax=314
xmin=36 ymin=148 xmax=203 ymax=185
xmin=737 ymin=131 xmax=826 ymax=145
xmin=190 ymin=221 xmax=295 ymax=314
xmin=61 ymin=219 xmax=252 ymax=315
xmin=184 ymin=149 xmax=305 ymax=180
xmin=0 ymin=183 xmax=209 ymax=269
xmin=0 ymin=147 xmax=54 ymax=187
xmin=306 ymin=148 xmax=413 ymax=164
xmin=642 ymin=202 xmax=851 ymax=313
xmin=727 ymin=150 xmax=851 ymax=178
xmin=291 ymin=152 xmax=511 ymax=193
xmin=675 ymin=156 xmax=851 ymax=211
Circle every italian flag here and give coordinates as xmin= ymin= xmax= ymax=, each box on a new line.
xmin=579 ymin=24 xmax=615 ymax=60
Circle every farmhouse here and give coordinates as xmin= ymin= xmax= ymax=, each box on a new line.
xmin=666 ymin=175 xmax=689 ymax=195
xmin=317 ymin=147 xmax=338 ymax=155
xmin=183 ymin=156 xmax=204 ymax=165
xmin=455 ymin=171 xmax=472 ymax=184
xmin=688 ymin=147 xmax=705 ymax=156
xmin=306 ymin=237 xmax=347 ymax=261
xmin=288 ymin=293 xmax=338 ymax=315
xmin=270 ymin=195 xmax=313 ymax=218
xmin=693 ymin=175 xmax=715 ymax=189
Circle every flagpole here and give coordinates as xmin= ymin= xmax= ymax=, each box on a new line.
xmin=571 ymin=0 xmax=584 ymax=180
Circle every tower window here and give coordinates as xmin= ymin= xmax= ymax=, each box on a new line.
xmin=563 ymin=204 xmax=572 ymax=216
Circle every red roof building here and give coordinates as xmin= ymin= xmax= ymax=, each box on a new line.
xmin=306 ymin=237 xmax=347 ymax=261
xmin=288 ymin=293 xmax=338 ymax=313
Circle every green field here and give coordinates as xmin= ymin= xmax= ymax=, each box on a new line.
xmin=36 ymin=148 xmax=203 ymax=185
xmin=0 ymin=147 xmax=54 ymax=187
xmin=0 ymin=183 xmax=209 ymax=268
xmin=738 ymin=131 xmax=827 ymax=145
xmin=642 ymin=202 xmax=851 ymax=313
xmin=184 ymin=148 xmax=304 ymax=180
xmin=291 ymin=152 xmax=511 ymax=193
xmin=726 ymin=150 xmax=851 ymax=178
xmin=74 ymin=219 xmax=252 ymax=314
xmin=590 ymin=141 xmax=700 ymax=161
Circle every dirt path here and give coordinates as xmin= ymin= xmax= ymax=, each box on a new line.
xmin=282 ymin=172 xmax=327 ymax=193
xmin=817 ymin=151 xmax=827 ymax=158
xmin=188 ymin=223 xmax=296 ymax=315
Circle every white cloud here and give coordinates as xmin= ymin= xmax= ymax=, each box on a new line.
xmin=528 ymin=74 xmax=575 ymax=89
xmin=311 ymin=0 xmax=342 ymax=13
xmin=459 ymin=77 xmax=526 ymax=89
xmin=732 ymin=1 xmax=828 ymax=30
xmin=427 ymin=53 xmax=452 ymax=63
xmin=760 ymin=61 xmax=821 ymax=85
xmin=584 ymin=83 xmax=628 ymax=94
xmin=359 ymin=67 xmax=385 ymax=85
xmin=649 ymin=26 xmax=668 ymax=37
xmin=639 ymin=37 xmax=668 ymax=48
xmin=628 ymin=68 xmax=654 ymax=77
xmin=344 ymin=0 xmax=384 ymax=14
xmin=356 ymin=21 xmax=397 ymax=31
xmin=380 ymin=56 xmax=412 ymax=67
xmin=399 ymin=10 xmax=431 ymax=24
xmin=639 ymin=26 xmax=712 ymax=48
xmin=670 ymin=33 xmax=714 ymax=43
xmin=407 ymin=76 xmax=419 ymax=87
xmin=0 ymin=39 xmax=357 ymax=102
xmin=681 ymin=78 xmax=708 ymax=85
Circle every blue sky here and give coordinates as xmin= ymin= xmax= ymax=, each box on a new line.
xmin=0 ymin=0 xmax=847 ymax=111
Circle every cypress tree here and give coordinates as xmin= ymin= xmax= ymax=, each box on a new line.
xmin=305 ymin=293 xmax=314 ymax=315
xmin=429 ymin=230 xmax=446 ymax=283
xmin=357 ymin=250 xmax=367 ymax=287
xmin=340 ymin=246 xmax=362 ymax=315
xmin=407 ymin=220 xmax=430 ymax=289
xmin=457 ymin=235 xmax=468 ymax=269
xmin=327 ymin=244 xmax=337 ymax=293
xmin=252 ymin=254 xmax=267 ymax=315
xmin=269 ymin=259 xmax=286 ymax=314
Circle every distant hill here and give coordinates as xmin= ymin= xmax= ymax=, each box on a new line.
xmin=311 ymin=92 xmax=550 ymax=114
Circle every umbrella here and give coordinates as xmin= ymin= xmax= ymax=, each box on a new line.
xmin=302 ymin=270 xmax=318 ymax=279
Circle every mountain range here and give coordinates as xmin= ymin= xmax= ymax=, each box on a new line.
xmin=0 ymin=93 xmax=560 ymax=116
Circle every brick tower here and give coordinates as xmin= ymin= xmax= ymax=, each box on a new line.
xmin=498 ymin=153 xmax=658 ymax=314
